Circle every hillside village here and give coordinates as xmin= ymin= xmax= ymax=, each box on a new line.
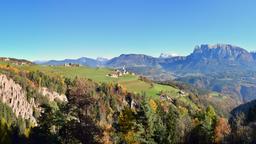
xmin=64 ymin=63 xmax=81 ymax=67
xmin=0 ymin=57 xmax=32 ymax=66
xmin=107 ymin=66 xmax=135 ymax=78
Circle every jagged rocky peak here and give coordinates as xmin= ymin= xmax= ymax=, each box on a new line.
xmin=191 ymin=44 xmax=253 ymax=62
xmin=194 ymin=44 xmax=248 ymax=53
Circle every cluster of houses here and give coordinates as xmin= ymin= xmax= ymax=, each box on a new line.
xmin=107 ymin=66 xmax=135 ymax=78
xmin=3 ymin=58 xmax=10 ymax=62
xmin=0 ymin=57 xmax=29 ymax=66
xmin=64 ymin=63 xmax=81 ymax=67
xmin=14 ymin=62 xmax=27 ymax=66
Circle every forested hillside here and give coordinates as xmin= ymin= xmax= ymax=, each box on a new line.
xmin=0 ymin=59 xmax=236 ymax=144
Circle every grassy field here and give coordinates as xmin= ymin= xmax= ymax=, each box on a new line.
xmin=209 ymin=92 xmax=226 ymax=100
xmin=17 ymin=65 xmax=181 ymax=97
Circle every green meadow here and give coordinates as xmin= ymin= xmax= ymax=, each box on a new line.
xmin=19 ymin=65 xmax=181 ymax=97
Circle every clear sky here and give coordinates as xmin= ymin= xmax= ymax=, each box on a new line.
xmin=0 ymin=0 xmax=256 ymax=60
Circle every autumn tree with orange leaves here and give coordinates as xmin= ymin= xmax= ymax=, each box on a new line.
xmin=214 ymin=117 xmax=231 ymax=144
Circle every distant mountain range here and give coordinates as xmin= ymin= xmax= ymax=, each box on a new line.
xmin=38 ymin=44 xmax=256 ymax=70
xmin=41 ymin=57 xmax=108 ymax=67
xmin=36 ymin=44 xmax=256 ymax=102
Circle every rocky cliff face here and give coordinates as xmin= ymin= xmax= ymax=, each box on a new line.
xmin=0 ymin=74 xmax=36 ymax=124
xmin=39 ymin=87 xmax=67 ymax=102
xmin=0 ymin=74 xmax=68 ymax=125
xmin=189 ymin=44 xmax=254 ymax=62
xmin=160 ymin=44 xmax=256 ymax=73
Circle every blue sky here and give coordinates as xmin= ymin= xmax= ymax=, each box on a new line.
xmin=0 ymin=0 xmax=256 ymax=60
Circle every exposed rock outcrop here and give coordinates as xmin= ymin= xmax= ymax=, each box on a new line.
xmin=0 ymin=74 xmax=36 ymax=124
xmin=190 ymin=44 xmax=254 ymax=62
xmin=0 ymin=74 xmax=68 ymax=125
xmin=39 ymin=87 xmax=67 ymax=102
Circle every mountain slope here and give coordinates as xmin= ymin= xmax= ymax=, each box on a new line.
xmin=161 ymin=44 xmax=255 ymax=73
xmin=160 ymin=44 xmax=256 ymax=102
xmin=105 ymin=54 xmax=174 ymax=80
xmin=189 ymin=44 xmax=253 ymax=62
xmin=251 ymin=52 xmax=256 ymax=60
xmin=39 ymin=57 xmax=106 ymax=67
xmin=106 ymin=54 xmax=159 ymax=67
